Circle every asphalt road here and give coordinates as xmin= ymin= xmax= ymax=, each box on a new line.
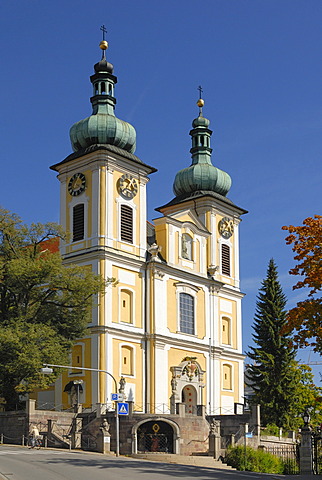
xmin=0 ymin=445 xmax=312 ymax=480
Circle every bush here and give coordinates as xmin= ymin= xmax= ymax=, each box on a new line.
xmin=261 ymin=423 xmax=280 ymax=437
xmin=224 ymin=446 xmax=284 ymax=474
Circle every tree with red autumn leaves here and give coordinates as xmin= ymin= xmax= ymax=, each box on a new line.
xmin=282 ymin=215 xmax=322 ymax=352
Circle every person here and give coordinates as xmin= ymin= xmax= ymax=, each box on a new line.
xmin=29 ymin=424 xmax=40 ymax=449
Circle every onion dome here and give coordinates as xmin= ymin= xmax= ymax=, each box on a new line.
xmin=173 ymin=96 xmax=231 ymax=197
xmin=69 ymin=36 xmax=136 ymax=154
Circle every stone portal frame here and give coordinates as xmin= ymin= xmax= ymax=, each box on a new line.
xmin=170 ymin=358 xmax=205 ymax=406
xmin=131 ymin=417 xmax=180 ymax=454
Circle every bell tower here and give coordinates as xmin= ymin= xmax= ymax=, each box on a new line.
xmin=50 ymin=31 xmax=156 ymax=407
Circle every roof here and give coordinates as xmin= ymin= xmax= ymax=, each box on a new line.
xmin=156 ymin=190 xmax=248 ymax=215
xmin=51 ymin=144 xmax=157 ymax=174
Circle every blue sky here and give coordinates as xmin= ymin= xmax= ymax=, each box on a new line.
xmin=0 ymin=1 xmax=321 ymax=375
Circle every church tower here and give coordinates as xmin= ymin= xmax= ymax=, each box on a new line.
xmin=50 ymin=36 xmax=156 ymax=407
xmin=151 ymin=93 xmax=247 ymax=414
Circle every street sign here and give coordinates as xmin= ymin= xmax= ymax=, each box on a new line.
xmin=111 ymin=393 xmax=125 ymax=401
xmin=117 ymin=402 xmax=129 ymax=415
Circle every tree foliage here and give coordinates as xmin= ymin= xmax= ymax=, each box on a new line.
xmin=282 ymin=215 xmax=322 ymax=352
xmin=246 ymin=259 xmax=320 ymax=429
xmin=0 ymin=208 xmax=109 ymax=409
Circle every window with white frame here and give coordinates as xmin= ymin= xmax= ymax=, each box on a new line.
xmin=179 ymin=293 xmax=195 ymax=334
xmin=222 ymin=364 xmax=233 ymax=390
xmin=121 ymin=345 xmax=134 ymax=376
xmin=120 ymin=289 xmax=133 ymax=324
xmin=222 ymin=317 xmax=231 ymax=345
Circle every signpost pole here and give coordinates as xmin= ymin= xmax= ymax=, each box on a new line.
xmin=116 ymin=403 xmax=119 ymax=457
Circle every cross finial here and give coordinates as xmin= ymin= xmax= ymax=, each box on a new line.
xmin=198 ymin=85 xmax=203 ymax=99
xmin=197 ymin=86 xmax=205 ymax=115
xmin=100 ymin=25 xmax=107 ymax=41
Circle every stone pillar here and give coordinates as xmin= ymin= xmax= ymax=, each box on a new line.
xmin=27 ymin=399 xmax=36 ymax=415
xmin=96 ymin=403 xmax=106 ymax=418
xmin=176 ymin=403 xmax=186 ymax=417
xmin=209 ymin=419 xmax=221 ymax=459
xmin=197 ymin=405 xmax=205 ymax=417
xmin=97 ymin=419 xmax=111 ymax=454
xmin=170 ymin=394 xmax=176 ymax=414
xmin=299 ymin=428 xmax=313 ymax=475
xmin=128 ymin=401 xmax=134 ymax=416
xmin=71 ymin=416 xmax=82 ymax=449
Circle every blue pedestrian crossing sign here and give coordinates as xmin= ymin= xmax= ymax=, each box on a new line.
xmin=117 ymin=402 xmax=129 ymax=415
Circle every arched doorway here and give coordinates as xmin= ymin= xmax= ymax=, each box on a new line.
xmin=137 ymin=420 xmax=174 ymax=453
xmin=182 ymin=385 xmax=197 ymax=414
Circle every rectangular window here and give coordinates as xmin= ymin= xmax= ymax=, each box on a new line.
xmin=179 ymin=293 xmax=195 ymax=334
xmin=120 ymin=205 xmax=133 ymax=243
xmin=73 ymin=204 xmax=84 ymax=241
xmin=221 ymin=244 xmax=230 ymax=276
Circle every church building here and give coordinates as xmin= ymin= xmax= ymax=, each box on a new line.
xmin=41 ymin=35 xmax=247 ymax=418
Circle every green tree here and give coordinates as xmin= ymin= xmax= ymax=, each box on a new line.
xmin=246 ymin=259 xmax=299 ymax=428
xmin=0 ymin=208 xmax=110 ymax=409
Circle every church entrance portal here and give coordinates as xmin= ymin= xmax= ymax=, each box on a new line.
xmin=137 ymin=421 xmax=174 ymax=453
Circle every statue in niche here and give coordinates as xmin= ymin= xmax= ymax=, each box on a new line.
xmin=181 ymin=234 xmax=192 ymax=260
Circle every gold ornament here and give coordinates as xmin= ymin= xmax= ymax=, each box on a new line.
xmin=99 ymin=40 xmax=108 ymax=50
xmin=152 ymin=423 xmax=160 ymax=433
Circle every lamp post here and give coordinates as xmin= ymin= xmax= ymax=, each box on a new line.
xmin=41 ymin=363 xmax=122 ymax=457
xmin=299 ymin=407 xmax=313 ymax=475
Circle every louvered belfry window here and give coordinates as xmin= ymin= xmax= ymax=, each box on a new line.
xmin=73 ymin=204 xmax=84 ymax=241
xmin=120 ymin=205 xmax=133 ymax=243
xmin=221 ymin=244 xmax=230 ymax=276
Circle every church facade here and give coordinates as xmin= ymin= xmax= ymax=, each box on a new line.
xmin=40 ymin=37 xmax=247 ymax=418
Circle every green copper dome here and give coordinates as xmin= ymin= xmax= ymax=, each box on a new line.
xmin=70 ymin=44 xmax=136 ymax=154
xmin=173 ymin=99 xmax=231 ymax=197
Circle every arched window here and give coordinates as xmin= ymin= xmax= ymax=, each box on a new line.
xmin=120 ymin=205 xmax=133 ymax=243
xmin=223 ymin=364 xmax=232 ymax=390
xmin=181 ymin=233 xmax=193 ymax=260
xmin=221 ymin=244 xmax=230 ymax=276
xmin=222 ymin=317 xmax=231 ymax=345
xmin=179 ymin=293 xmax=194 ymax=334
xmin=121 ymin=345 xmax=133 ymax=376
xmin=120 ymin=289 xmax=133 ymax=324
xmin=73 ymin=204 xmax=84 ymax=241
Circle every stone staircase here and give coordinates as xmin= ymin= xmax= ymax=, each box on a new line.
xmin=131 ymin=453 xmax=235 ymax=470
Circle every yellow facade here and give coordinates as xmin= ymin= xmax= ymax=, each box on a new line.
xmin=46 ymin=46 xmax=246 ymax=418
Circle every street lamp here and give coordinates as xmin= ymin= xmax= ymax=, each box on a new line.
xmin=41 ymin=363 xmax=123 ymax=456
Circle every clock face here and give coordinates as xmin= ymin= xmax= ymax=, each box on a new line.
xmin=118 ymin=174 xmax=138 ymax=199
xmin=218 ymin=217 xmax=234 ymax=239
xmin=68 ymin=173 xmax=86 ymax=196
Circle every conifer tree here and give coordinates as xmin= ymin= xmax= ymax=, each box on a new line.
xmin=246 ymin=259 xmax=298 ymax=428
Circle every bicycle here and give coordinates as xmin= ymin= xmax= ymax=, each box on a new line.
xmin=28 ymin=435 xmax=42 ymax=449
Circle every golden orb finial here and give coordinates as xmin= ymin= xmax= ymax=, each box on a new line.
xmin=197 ymin=98 xmax=205 ymax=108
xmin=100 ymin=40 xmax=108 ymax=50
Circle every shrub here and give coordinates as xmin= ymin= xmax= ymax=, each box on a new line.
xmin=225 ymin=446 xmax=284 ymax=474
